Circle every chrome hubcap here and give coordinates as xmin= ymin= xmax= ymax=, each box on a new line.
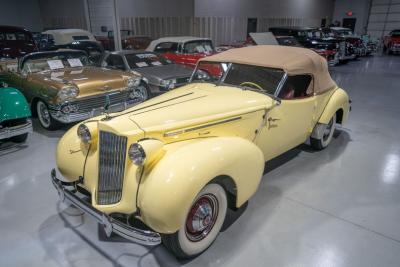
xmin=185 ymin=194 xmax=218 ymax=242
xmin=323 ymin=118 xmax=334 ymax=141
xmin=38 ymin=102 xmax=50 ymax=127
xmin=132 ymin=85 xmax=148 ymax=102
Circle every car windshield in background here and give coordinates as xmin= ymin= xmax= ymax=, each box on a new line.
xmin=22 ymin=52 xmax=89 ymax=73
xmin=392 ymin=31 xmax=400 ymax=37
xmin=0 ymin=32 xmax=32 ymax=41
xmin=125 ymin=53 xmax=171 ymax=69
xmin=192 ymin=61 xmax=285 ymax=95
xmin=183 ymin=40 xmax=214 ymax=54
xmin=277 ymin=37 xmax=302 ymax=47
xmin=337 ymin=30 xmax=353 ymax=36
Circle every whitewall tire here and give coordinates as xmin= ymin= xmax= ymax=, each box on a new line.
xmin=310 ymin=113 xmax=336 ymax=150
xmin=162 ymin=183 xmax=228 ymax=259
xmin=36 ymin=100 xmax=61 ymax=130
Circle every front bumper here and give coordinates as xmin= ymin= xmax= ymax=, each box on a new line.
xmin=50 ymin=169 xmax=162 ymax=246
xmin=0 ymin=119 xmax=32 ymax=140
xmin=49 ymin=100 xmax=137 ymax=124
xmin=390 ymin=45 xmax=400 ymax=53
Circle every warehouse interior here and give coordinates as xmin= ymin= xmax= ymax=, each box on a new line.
xmin=0 ymin=0 xmax=400 ymax=266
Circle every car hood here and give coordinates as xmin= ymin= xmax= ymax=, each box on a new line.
xmin=133 ymin=64 xmax=193 ymax=81
xmin=108 ymin=83 xmax=273 ymax=136
xmin=391 ymin=37 xmax=400 ymax=43
xmin=29 ymin=66 xmax=136 ymax=98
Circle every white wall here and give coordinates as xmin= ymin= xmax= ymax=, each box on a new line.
xmin=38 ymin=0 xmax=87 ymax=30
xmin=195 ymin=0 xmax=333 ymax=18
xmin=332 ymin=0 xmax=371 ymax=34
xmin=194 ymin=0 xmax=335 ymax=45
xmin=118 ymin=0 xmax=194 ymax=17
xmin=0 ymin=0 xmax=43 ymax=32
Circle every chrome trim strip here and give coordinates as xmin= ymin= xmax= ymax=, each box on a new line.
xmin=164 ymin=116 xmax=242 ymax=137
xmin=50 ymin=169 xmax=161 ymax=246
xmin=274 ymin=72 xmax=288 ymax=98
xmin=0 ymin=120 xmax=32 ymax=140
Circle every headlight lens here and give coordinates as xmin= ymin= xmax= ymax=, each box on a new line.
xmin=77 ymin=124 xmax=91 ymax=144
xmin=128 ymin=143 xmax=146 ymax=166
xmin=128 ymin=78 xmax=141 ymax=88
xmin=58 ymin=86 xmax=79 ymax=101
xmin=160 ymin=79 xmax=176 ymax=90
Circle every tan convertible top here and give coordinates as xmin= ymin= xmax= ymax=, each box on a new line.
xmin=201 ymin=45 xmax=337 ymax=94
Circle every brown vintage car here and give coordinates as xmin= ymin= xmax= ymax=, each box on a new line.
xmin=96 ymin=30 xmax=153 ymax=51
xmin=0 ymin=49 xmax=143 ymax=130
xmin=0 ymin=25 xmax=38 ymax=59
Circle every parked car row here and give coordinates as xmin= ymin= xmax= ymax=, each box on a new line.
xmin=1 ymin=24 xmax=353 ymax=259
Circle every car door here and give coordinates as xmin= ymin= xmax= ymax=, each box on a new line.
xmin=255 ymin=75 xmax=316 ymax=161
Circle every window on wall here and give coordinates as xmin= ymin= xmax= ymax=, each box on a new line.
xmin=278 ymin=75 xmax=313 ymax=100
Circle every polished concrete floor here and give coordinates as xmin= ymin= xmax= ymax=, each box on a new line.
xmin=1 ymin=55 xmax=400 ymax=267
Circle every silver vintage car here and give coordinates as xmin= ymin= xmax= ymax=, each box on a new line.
xmin=100 ymin=50 xmax=193 ymax=100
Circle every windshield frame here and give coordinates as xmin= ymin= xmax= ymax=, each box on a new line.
xmin=19 ymin=50 xmax=89 ymax=72
xmin=190 ymin=61 xmax=288 ymax=99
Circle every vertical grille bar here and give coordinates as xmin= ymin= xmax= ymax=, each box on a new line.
xmin=97 ymin=131 xmax=127 ymax=205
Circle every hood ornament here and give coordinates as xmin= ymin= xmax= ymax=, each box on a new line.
xmin=103 ymin=94 xmax=111 ymax=120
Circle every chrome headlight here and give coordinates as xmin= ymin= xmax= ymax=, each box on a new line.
xmin=58 ymin=86 xmax=79 ymax=101
xmin=128 ymin=143 xmax=146 ymax=166
xmin=77 ymin=124 xmax=91 ymax=144
xmin=127 ymin=77 xmax=141 ymax=88
xmin=160 ymin=79 xmax=176 ymax=90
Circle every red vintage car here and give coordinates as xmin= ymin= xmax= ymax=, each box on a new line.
xmin=96 ymin=30 xmax=153 ymax=51
xmin=383 ymin=29 xmax=400 ymax=54
xmin=146 ymin=36 xmax=216 ymax=68
xmin=0 ymin=25 xmax=38 ymax=59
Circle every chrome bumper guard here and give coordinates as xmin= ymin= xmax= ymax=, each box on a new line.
xmin=49 ymin=100 xmax=137 ymax=124
xmin=0 ymin=120 xmax=32 ymax=140
xmin=50 ymin=169 xmax=161 ymax=246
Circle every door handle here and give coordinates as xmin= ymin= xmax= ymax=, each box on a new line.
xmin=268 ymin=117 xmax=280 ymax=122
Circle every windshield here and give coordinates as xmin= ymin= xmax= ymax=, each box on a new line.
xmin=0 ymin=32 xmax=33 ymax=42
xmin=125 ymin=53 xmax=171 ymax=69
xmin=192 ymin=61 xmax=285 ymax=95
xmin=391 ymin=31 xmax=400 ymax=37
xmin=22 ymin=52 xmax=89 ymax=73
xmin=183 ymin=40 xmax=214 ymax=54
xmin=336 ymin=30 xmax=353 ymax=36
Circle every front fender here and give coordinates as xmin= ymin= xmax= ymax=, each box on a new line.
xmin=138 ymin=137 xmax=264 ymax=233
xmin=318 ymin=88 xmax=350 ymax=125
xmin=0 ymin=87 xmax=31 ymax=123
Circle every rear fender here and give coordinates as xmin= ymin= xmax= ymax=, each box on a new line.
xmin=138 ymin=136 xmax=264 ymax=233
xmin=318 ymin=88 xmax=350 ymax=125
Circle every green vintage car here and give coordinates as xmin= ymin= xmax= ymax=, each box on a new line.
xmin=0 ymin=84 xmax=32 ymax=143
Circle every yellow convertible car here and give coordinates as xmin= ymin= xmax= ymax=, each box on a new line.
xmin=51 ymin=45 xmax=350 ymax=258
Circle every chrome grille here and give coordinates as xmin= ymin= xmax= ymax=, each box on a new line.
xmin=97 ymin=131 xmax=127 ymax=205
xmin=75 ymin=91 xmax=130 ymax=112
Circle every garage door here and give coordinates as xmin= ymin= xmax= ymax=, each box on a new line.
xmin=367 ymin=0 xmax=400 ymax=39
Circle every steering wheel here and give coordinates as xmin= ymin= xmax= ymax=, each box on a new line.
xmin=239 ymin=81 xmax=263 ymax=90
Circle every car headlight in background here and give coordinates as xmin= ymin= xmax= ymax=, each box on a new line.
xmin=160 ymin=79 xmax=176 ymax=90
xmin=58 ymin=86 xmax=79 ymax=101
xmin=77 ymin=124 xmax=92 ymax=144
xmin=127 ymin=77 xmax=141 ymax=88
xmin=128 ymin=143 xmax=146 ymax=166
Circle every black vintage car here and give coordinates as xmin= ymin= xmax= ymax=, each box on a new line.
xmin=270 ymin=27 xmax=356 ymax=63
xmin=322 ymin=27 xmax=372 ymax=56
xmin=38 ymin=29 xmax=104 ymax=63
xmin=0 ymin=25 xmax=38 ymax=59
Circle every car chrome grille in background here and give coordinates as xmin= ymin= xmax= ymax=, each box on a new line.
xmin=97 ymin=131 xmax=127 ymax=205
xmin=74 ymin=91 xmax=130 ymax=112
xmin=339 ymin=42 xmax=346 ymax=55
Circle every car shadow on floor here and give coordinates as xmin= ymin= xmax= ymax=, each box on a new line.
xmin=38 ymin=129 xmax=351 ymax=267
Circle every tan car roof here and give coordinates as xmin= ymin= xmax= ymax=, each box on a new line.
xmin=200 ymin=45 xmax=337 ymax=94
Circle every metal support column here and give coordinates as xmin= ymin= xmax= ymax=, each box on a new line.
xmin=112 ymin=0 xmax=122 ymax=51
